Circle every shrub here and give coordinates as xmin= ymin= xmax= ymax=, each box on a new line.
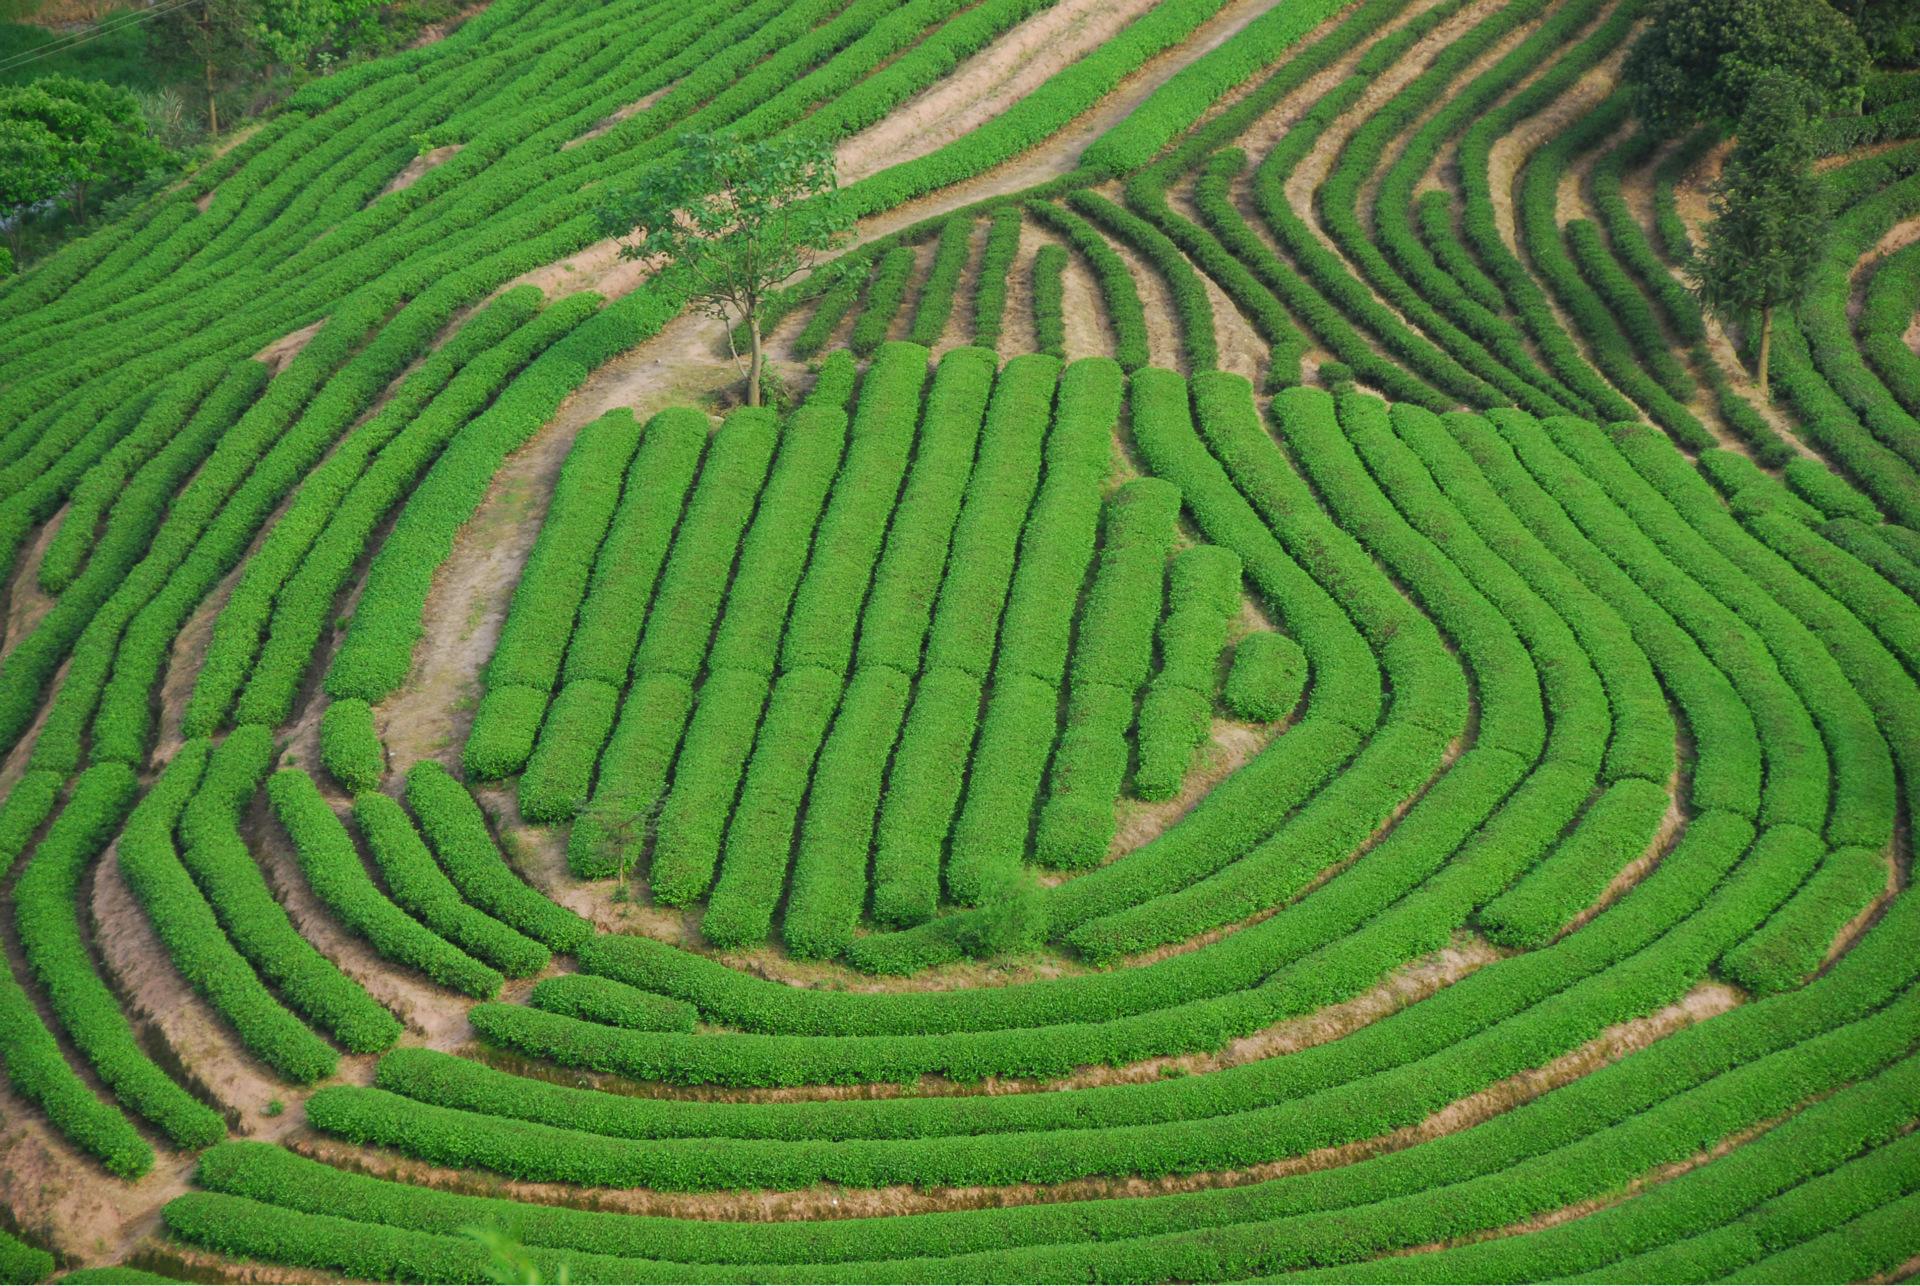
xmin=560 ymin=407 xmax=710 ymax=688
xmin=484 ymin=407 xmax=643 ymax=695
xmin=703 ymin=666 xmax=842 ymax=947
xmin=179 ymin=727 xmax=399 ymax=1053
xmin=1027 ymin=199 xmax=1151 ymax=371
xmin=318 ymin=699 xmax=385 ymax=794
xmin=973 ymin=206 xmax=1022 ymax=347
xmin=784 ymin=667 xmax=911 ymax=958
xmin=14 ymin=763 xmax=226 ymax=1150
xmin=527 ymin=974 xmax=696 ymax=1032
xmin=908 ymin=214 xmax=974 ymax=346
xmin=1133 ymin=544 xmax=1241 ymax=800
xmin=518 ymin=679 xmax=620 ymax=824
xmin=850 ymin=244 xmax=917 ymax=356
xmin=118 ymin=742 xmax=349 ymax=1081
xmin=1030 ymin=243 xmax=1068 ymax=358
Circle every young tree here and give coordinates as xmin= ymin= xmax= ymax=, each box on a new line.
xmin=151 ymin=0 xmax=259 ymax=137
xmin=595 ymin=132 xmax=849 ymax=408
xmin=1626 ymin=0 xmax=1868 ymax=134
xmin=1689 ymin=72 xmax=1827 ymax=396
xmin=579 ymin=800 xmax=648 ymax=900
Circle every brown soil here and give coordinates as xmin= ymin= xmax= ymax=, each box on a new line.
xmin=0 ymin=503 xmax=61 ymax=663
xmin=836 ymin=0 xmax=1169 ymax=187
xmin=377 ymin=144 xmax=461 ymax=199
xmin=1850 ymin=217 xmax=1920 ymax=325
xmin=375 ymin=309 xmax=739 ymax=779
xmin=251 ymin=319 xmax=327 ymax=375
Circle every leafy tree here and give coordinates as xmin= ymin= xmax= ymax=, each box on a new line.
xmin=19 ymin=75 xmax=170 ymax=218
xmin=0 ymin=115 xmax=80 ymax=259
xmin=1625 ymin=0 xmax=1869 ymax=133
xmin=1849 ymin=0 xmax=1920 ymax=66
xmin=1689 ymin=72 xmax=1828 ymax=396
xmin=596 ymin=132 xmax=849 ymax=408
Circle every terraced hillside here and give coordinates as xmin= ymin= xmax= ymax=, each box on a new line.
xmin=0 ymin=0 xmax=1918 ymax=1279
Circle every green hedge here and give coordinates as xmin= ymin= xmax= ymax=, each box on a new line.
xmin=405 ymin=760 xmax=591 ymax=951
xmin=117 ymin=742 xmax=345 ymax=1081
xmin=484 ymin=407 xmax=643 ymax=701
xmin=1028 ymin=199 xmax=1151 ymax=371
xmin=855 ymin=346 xmax=996 ymax=676
xmin=783 ymin=667 xmax=910 ymax=958
xmin=317 ymin=699 xmax=384 ymax=795
xmin=1030 ymin=244 xmax=1067 ymax=359
xmin=527 ymin=974 xmax=696 ymax=1033
xmin=14 ymin=763 xmax=225 ymax=1150
xmin=972 ymin=207 xmax=1021 ymax=347
xmin=353 ymin=791 xmax=549 ymax=976
xmin=703 ymin=666 xmax=842 ymax=946
xmin=849 ymin=244 xmax=917 ymax=357
xmin=907 ymin=215 xmax=973 ymax=346
xmin=1134 ymin=544 xmax=1241 ymax=800
xmin=179 ymin=726 xmax=398 ymax=1053
xmin=560 ymin=407 xmax=709 ymax=688
xmin=268 ymin=768 xmax=501 ymax=998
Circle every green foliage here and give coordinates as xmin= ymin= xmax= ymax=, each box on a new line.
xmin=269 ymin=767 xmax=502 ymax=998
xmin=703 ymin=665 xmax=840 ymax=946
xmin=118 ymin=741 xmax=348 ymax=1081
xmin=1689 ymin=72 xmax=1828 ymax=391
xmin=848 ymin=243 xmax=915 ymax=356
xmin=907 ymin=214 xmax=972 ymax=345
xmin=596 ymin=131 xmax=846 ymax=404
xmin=318 ymin=698 xmax=384 ymax=794
xmin=528 ymin=974 xmax=696 ymax=1033
xmin=0 ymin=1228 xmax=52 ymax=1284
xmin=15 ymin=763 xmax=226 ymax=1150
xmin=1027 ymin=199 xmax=1150 ymax=370
xmin=353 ymin=791 xmax=549 ymax=976
xmin=1625 ymin=0 xmax=1869 ymax=133
xmin=486 ymin=408 xmax=643 ymax=695
xmin=1222 ymin=632 xmax=1307 ymax=722
xmin=406 ymin=761 xmax=590 ymax=951
xmin=972 ymin=205 xmax=1021 ymax=347
xmin=181 ymin=726 xmax=400 ymax=1054
xmin=783 ymin=667 xmax=910 ymax=957
xmin=1134 ymin=544 xmax=1240 ymax=800
xmin=1029 ymin=242 xmax=1067 ymax=359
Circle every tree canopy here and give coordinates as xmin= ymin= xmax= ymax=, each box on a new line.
xmin=1625 ymin=0 xmax=1869 ymax=134
xmin=0 ymin=75 xmax=170 ymax=258
xmin=1689 ymin=70 xmax=1828 ymax=394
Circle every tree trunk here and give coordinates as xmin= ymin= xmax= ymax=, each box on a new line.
xmin=747 ymin=312 xmax=764 ymax=408
xmin=1757 ymin=304 xmax=1773 ymax=398
xmin=206 ymin=57 xmax=220 ymax=137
